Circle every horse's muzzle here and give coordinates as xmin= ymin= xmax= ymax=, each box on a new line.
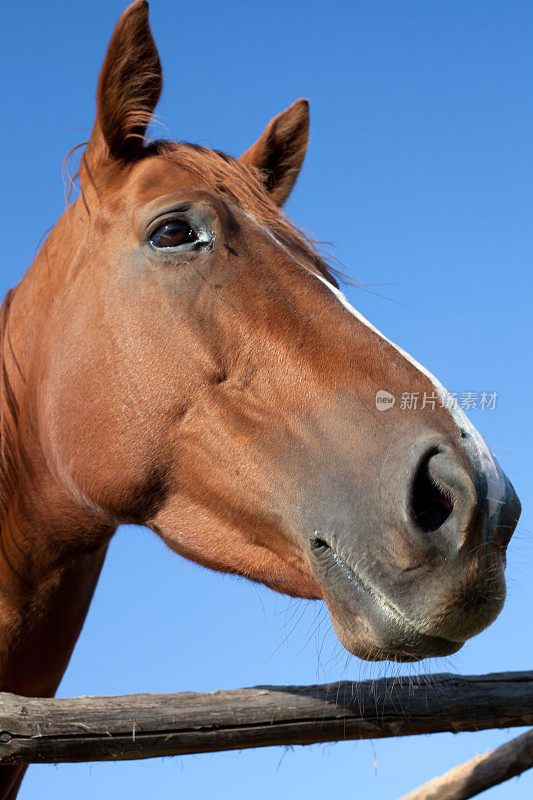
xmin=307 ymin=438 xmax=521 ymax=661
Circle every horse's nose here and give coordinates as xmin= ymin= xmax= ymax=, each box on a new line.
xmin=405 ymin=446 xmax=520 ymax=553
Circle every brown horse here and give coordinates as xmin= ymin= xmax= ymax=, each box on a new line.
xmin=0 ymin=1 xmax=520 ymax=796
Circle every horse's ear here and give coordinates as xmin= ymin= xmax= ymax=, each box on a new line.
xmin=85 ymin=0 xmax=162 ymax=169
xmin=239 ymin=99 xmax=309 ymax=207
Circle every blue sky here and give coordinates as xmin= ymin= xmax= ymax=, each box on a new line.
xmin=1 ymin=1 xmax=532 ymax=798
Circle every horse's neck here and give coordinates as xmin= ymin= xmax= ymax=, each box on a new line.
xmin=0 ymin=493 xmax=110 ymax=697
xmin=0 ymin=522 xmax=109 ymax=800
xmin=0 ymin=283 xmax=114 ymax=697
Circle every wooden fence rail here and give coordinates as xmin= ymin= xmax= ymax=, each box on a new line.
xmin=399 ymin=728 xmax=533 ymax=800
xmin=0 ymin=670 xmax=531 ymax=766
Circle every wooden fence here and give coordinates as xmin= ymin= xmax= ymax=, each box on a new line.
xmin=1 ymin=670 xmax=532 ymax=799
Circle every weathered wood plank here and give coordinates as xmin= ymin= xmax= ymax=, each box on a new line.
xmin=398 ymin=728 xmax=533 ymax=800
xmin=0 ymin=671 xmax=531 ymax=765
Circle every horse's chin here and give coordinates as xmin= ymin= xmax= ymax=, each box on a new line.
xmin=327 ymin=606 xmax=464 ymax=663
xmin=310 ymin=538 xmax=465 ymax=662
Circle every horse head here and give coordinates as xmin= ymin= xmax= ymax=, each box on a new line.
xmin=4 ymin=1 xmax=520 ymax=668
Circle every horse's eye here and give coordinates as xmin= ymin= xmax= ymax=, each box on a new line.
xmin=150 ymin=220 xmax=198 ymax=249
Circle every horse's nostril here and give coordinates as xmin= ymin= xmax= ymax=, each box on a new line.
xmin=410 ymin=451 xmax=454 ymax=533
xmin=309 ymin=533 xmax=331 ymax=555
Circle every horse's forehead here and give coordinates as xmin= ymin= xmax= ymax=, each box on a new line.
xmin=123 ymin=157 xmax=208 ymax=208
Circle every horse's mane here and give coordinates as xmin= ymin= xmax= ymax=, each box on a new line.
xmin=0 ymin=289 xmax=20 ymax=518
